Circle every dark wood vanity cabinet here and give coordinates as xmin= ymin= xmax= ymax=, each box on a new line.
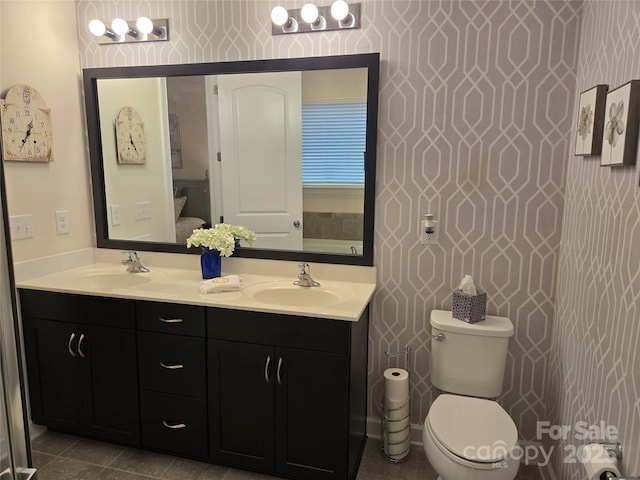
xmin=19 ymin=290 xmax=369 ymax=480
xmin=208 ymin=307 xmax=369 ymax=480
xmin=136 ymin=301 xmax=208 ymax=459
xmin=20 ymin=290 xmax=139 ymax=446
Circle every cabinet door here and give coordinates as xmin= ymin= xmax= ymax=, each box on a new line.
xmin=23 ymin=318 xmax=84 ymax=430
xmin=275 ymin=348 xmax=349 ymax=480
xmin=82 ymin=325 xmax=140 ymax=445
xmin=208 ymin=340 xmax=275 ymax=471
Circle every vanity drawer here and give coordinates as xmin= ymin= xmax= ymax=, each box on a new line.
xmin=207 ymin=308 xmax=351 ymax=354
xmin=136 ymin=301 xmax=205 ymax=337
xmin=20 ymin=290 xmax=135 ymax=329
xmin=140 ymin=390 xmax=207 ymax=459
xmin=138 ymin=332 xmax=206 ymax=398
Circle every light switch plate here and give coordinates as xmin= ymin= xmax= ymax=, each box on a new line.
xmin=55 ymin=210 xmax=70 ymax=235
xmin=134 ymin=201 xmax=152 ymax=221
xmin=111 ymin=205 xmax=121 ymax=226
xmin=9 ymin=215 xmax=33 ymax=240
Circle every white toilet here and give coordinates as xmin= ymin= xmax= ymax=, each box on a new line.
xmin=423 ymin=310 xmax=519 ymax=480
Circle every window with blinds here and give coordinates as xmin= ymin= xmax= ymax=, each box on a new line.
xmin=301 ymin=102 xmax=366 ymax=186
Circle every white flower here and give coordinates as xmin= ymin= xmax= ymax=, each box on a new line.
xmin=604 ymin=101 xmax=625 ymax=147
xmin=186 ymin=224 xmax=256 ymax=257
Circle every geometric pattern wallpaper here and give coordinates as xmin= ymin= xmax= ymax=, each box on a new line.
xmin=75 ymin=0 xmax=581 ymax=443
xmin=549 ymin=1 xmax=640 ymax=478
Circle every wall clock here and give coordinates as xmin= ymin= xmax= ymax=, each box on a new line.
xmin=0 ymin=84 xmax=53 ymax=162
xmin=115 ymin=106 xmax=146 ymax=164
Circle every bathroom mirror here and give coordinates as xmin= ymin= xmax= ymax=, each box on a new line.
xmin=83 ymin=53 xmax=379 ymax=266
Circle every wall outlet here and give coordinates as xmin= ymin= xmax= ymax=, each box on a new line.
xmin=111 ymin=205 xmax=121 ymax=226
xmin=421 ymin=216 xmax=438 ymax=245
xmin=9 ymin=215 xmax=33 ymax=240
xmin=134 ymin=201 xmax=152 ymax=221
xmin=55 ymin=210 xmax=70 ymax=235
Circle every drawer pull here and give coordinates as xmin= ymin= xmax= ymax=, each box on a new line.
xmin=162 ymin=420 xmax=186 ymax=429
xmin=159 ymin=317 xmax=183 ymax=323
xmin=78 ymin=334 xmax=86 ymax=358
xmin=277 ymin=357 xmax=283 ymax=386
xmin=68 ymin=333 xmax=76 ymax=357
xmin=160 ymin=362 xmax=184 ymax=370
xmin=264 ymin=355 xmax=271 ymax=384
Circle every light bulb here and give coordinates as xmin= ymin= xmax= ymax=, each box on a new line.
xmin=300 ymin=3 xmax=319 ymax=24
xmin=136 ymin=16 xmax=154 ymax=35
xmin=330 ymin=0 xmax=349 ymax=21
xmin=271 ymin=6 xmax=289 ymax=26
xmin=111 ymin=18 xmax=129 ymax=36
xmin=88 ymin=19 xmax=107 ymax=37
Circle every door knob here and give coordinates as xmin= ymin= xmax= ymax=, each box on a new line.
xmin=293 ymin=220 xmax=301 ymax=228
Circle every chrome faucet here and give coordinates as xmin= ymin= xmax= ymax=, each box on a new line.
xmin=294 ymin=263 xmax=320 ymax=287
xmin=122 ymin=250 xmax=149 ymax=273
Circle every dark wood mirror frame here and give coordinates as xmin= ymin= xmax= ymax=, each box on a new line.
xmin=83 ymin=53 xmax=379 ymax=266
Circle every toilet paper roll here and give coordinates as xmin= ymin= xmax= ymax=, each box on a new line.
xmin=384 ymin=368 xmax=410 ymax=401
xmin=578 ymin=444 xmax=621 ymax=480
xmin=387 ymin=430 xmax=410 ymax=446
xmin=384 ymin=398 xmax=409 ymax=421
xmin=385 ymin=437 xmax=411 ymax=457
xmin=386 ymin=416 xmax=410 ymax=434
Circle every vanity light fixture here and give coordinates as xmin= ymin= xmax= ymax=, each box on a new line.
xmin=270 ymin=6 xmax=299 ymax=33
xmin=111 ymin=18 xmax=138 ymax=38
xmin=88 ymin=19 xmax=116 ymax=40
xmin=88 ymin=17 xmax=169 ymax=45
xmin=271 ymin=1 xmax=360 ymax=35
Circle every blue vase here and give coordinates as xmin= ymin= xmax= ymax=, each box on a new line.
xmin=200 ymin=248 xmax=222 ymax=279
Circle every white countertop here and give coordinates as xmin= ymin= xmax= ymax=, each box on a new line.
xmin=16 ymin=253 xmax=376 ymax=322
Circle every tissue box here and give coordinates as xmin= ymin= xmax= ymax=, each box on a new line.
xmin=452 ymin=290 xmax=486 ymax=323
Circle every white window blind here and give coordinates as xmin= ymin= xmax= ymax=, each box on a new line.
xmin=302 ymin=102 xmax=366 ymax=186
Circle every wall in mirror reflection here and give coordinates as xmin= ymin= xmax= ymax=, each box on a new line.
xmin=97 ymin=68 xmax=367 ymax=255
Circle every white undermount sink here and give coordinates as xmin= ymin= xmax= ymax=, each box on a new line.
xmin=243 ymin=281 xmax=347 ymax=307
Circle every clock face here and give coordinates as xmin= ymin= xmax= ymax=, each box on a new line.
xmin=116 ymin=106 xmax=146 ymax=164
xmin=0 ymin=85 xmax=53 ymax=162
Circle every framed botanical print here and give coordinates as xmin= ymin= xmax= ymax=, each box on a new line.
xmin=575 ymin=84 xmax=607 ymax=156
xmin=601 ymin=80 xmax=640 ymax=167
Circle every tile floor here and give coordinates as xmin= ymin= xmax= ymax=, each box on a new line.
xmin=31 ymin=431 xmax=542 ymax=480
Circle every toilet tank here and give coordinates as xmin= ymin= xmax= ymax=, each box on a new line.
xmin=429 ymin=310 xmax=514 ymax=398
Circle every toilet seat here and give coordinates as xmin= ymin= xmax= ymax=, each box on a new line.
xmin=427 ymin=394 xmax=517 ymax=463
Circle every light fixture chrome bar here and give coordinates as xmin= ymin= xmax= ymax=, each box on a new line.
xmin=92 ymin=18 xmax=169 ymax=45
xmin=272 ymin=3 xmax=360 ymax=35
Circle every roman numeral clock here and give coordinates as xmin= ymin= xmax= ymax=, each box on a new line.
xmin=0 ymin=84 xmax=54 ymax=162
xmin=116 ymin=106 xmax=146 ymax=164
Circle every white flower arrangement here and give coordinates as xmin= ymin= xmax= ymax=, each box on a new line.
xmin=186 ymin=224 xmax=256 ymax=257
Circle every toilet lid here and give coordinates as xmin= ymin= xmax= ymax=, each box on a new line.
xmin=428 ymin=394 xmax=517 ymax=463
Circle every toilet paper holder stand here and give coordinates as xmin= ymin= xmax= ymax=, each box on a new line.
xmin=582 ymin=441 xmax=627 ymax=480
xmin=598 ymin=442 xmax=622 ymax=461
xmin=380 ymin=346 xmax=411 ymax=463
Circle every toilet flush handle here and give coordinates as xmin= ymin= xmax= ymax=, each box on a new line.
xmin=433 ymin=333 xmax=446 ymax=341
